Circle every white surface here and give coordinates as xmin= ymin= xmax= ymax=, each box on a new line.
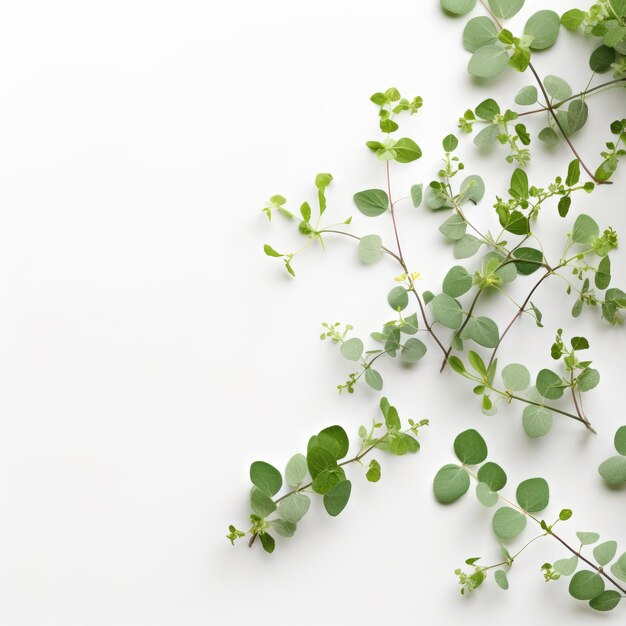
xmin=1 ymin=1 xmax=625 ymax=624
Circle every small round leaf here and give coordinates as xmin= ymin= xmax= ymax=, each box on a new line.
xmin=516 ymin=477 xmax=549 ymax=513
xmin=477 ymin=461 xmax=507 ymax=491
xmin=569 ymin=570 xmax=605 ymax=600
xmin=454 ymin=429 xmax=488 ymax=465
xmin=323 ymin=480 xmax=352 ymax=516
xmin=493 ymin=506 xmax=527 ymax=541
xmin=340 ymin=338 xmax=364 ymax=362
xmin=250 ymin=461 xmax=283 ymax=496
xmin=433 ymin=464 xmax=470 ymax=504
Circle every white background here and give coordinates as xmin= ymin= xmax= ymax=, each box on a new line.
xmin=1 ymin=1 xmax=625 ymax=624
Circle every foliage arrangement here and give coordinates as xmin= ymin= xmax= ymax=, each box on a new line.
xmin=227 ymin=399 xmax=427 ymax=551
xmin=228 ymin=0 xmax=626 ymax=614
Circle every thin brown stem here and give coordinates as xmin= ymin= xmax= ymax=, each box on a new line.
xmin=319 ymin=229 xmax=401 ymax=263
xmin=487 ymin=267 xmax=558 ymax=370
xmin=526 ymin=62 xmax=607 ymax=185
xmin=440 ymin=290 xmax=483 ymax=372
xmin=549 ymin=529 xmax=626 ymax=595
xmin=387 ymin=161 xmax=405 ymax=262
xmin=517 ymin=78 xmax=626 ymax=117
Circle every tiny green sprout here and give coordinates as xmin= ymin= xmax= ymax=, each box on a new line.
xmin=455 ymin=560 xmax=487 ymax=595
xmin=541 ymin=563 xmax=561 ymax=583
xmin=560 ymin=509 xmax=573 ymax=521
xmin=226 ymin=525 xmax=245 ymax=546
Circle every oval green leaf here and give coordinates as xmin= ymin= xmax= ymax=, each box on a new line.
xmin=433 ymin=464 xmax=471 ymax=504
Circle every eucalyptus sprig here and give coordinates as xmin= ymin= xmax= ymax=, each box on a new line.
xmin=434 ymin=428 xmax=626 ymax=611
xmin=228 ymin=398 xmax=427 ymax=552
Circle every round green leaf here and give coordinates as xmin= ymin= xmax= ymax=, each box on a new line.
xmin=569 ymin=570 xmax=605 ymax=600
xmin=465 ymin=316 xmax=499 ymax=348
xmin=259 ymin=532 xmax=275 ymax=553
xmin=476 ymin=481 xmax=499 ymax=507
xmin=516 ymin=477 xmax=549 ymax=512
xmin=502 ymin=363 xmax=530 ymax=391
xmin=615 ymin=425 xmax=626 ymax=455
xmin=513 ymin=247 xmax=544 ymax=275
xmin=593 ymin=541 xmax=617 ymax=567
xmin=577 ymin=532 xmax=600 ymax=545
xmin=306 ymin=445 xmax=336 ymax=478
xmin=270 ymin=518 xmax=296 ymax=537
xmin=285 ymin=453 xmax=308 ymax=486
xmin=515 ymin=85 xmax=538 ymax=105
xmin=454 ymin=428 xmax=488 ymax=464
xmin=277 ymin=493 xmax=311 ymax=523
xmin=494 ymin=570 xmax=509 ymax=590
xmin=358 ymin=234 xmax=383 ymax=264
xmin=468 ymin=45 xmax=509 ymax=79
xmin=441 ymin=0 xmax=477 ymax=15
xmin=311 ymin=466 xmax=346 ymax=495
xmin=544 ymin=75 xmax=572 ymax=100
xmin=442 ymin=265 xmax=473 ymax=297
xmin=439 ymin=214 xmax=467 ymax=240
xmin=388 ymin=286 xmax=409 ymax=311
xmin=394 ymin=137 xmax=422 ymax=163
xmin=578 ymin=367 xmax=600 ymax=392
xmin=610 ymin=553 xmax=626 ymax=582
xmin=433 ymin=464 xmax=470 ymax=504
xmin=474 ymin=123 xmax=499 ymax=146
xmin=401 ymin=338 xmax=427 ymax=364
xmin=316 ymin=425 xmax=350 ymax=460
xmin=590 ymin=44 xmax=616 ymax=73
xmin=598 ymin=456 xmax=626 ymax=485
xmin=454 ymin=234 xmax=483 ymax=259
xmin=323 ymin=480 xmax=352 ymax=516
xmin=460 ymin=175 xmax=486 ymax=204
xmin=522 ymin=405 xmax=554 ymax=438
xmin=443 ymin=134 xmax=459 ymax=152
xmin=524 ymin=10 xmax=560 ymax=50
xmin=572 ymin=214 xmax=599 ymax=244
xmin=463 ymin=16 xmax=498 ymax=52
xmin=431 ymin=293 xmax=463 ymax=329
xmin=493 ymin=506 xmax=527 ymax=541
xmin=554 ymin=555 xmax=578 ymax=576
xmin=589 ymin=590 xmax=621 ymax=612
xmin=353 ymin=189 xmax=388 ymax=217
xmin=536 ymin=369 xmax=564 ymax=400
xmin=477 ymin=461 xmax=507 ymax=491
xmin=340 ymin=337 xmax=364 ymax=361
xmin=365 ymin=367 xmax=383 ymax=391
xmin=251 ymin=487 xmax=277 ymax=518
xmin=539 ymin=126 xmax=559 ymax=145
xmin=488 ymin=0 xmax=524 ymax=19
xmin=250 ymin=461 xmax=283 ymax=496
